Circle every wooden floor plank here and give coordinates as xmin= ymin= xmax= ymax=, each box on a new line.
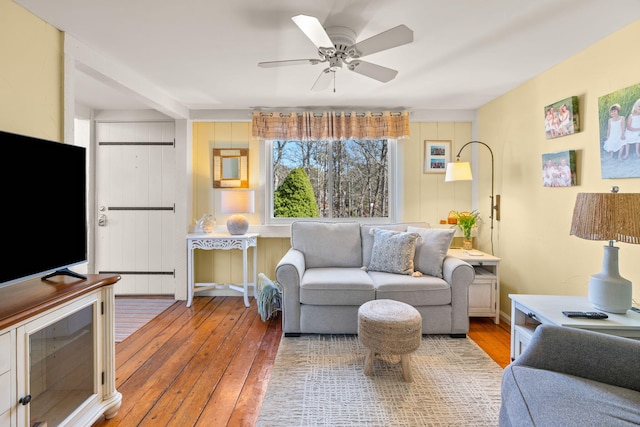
xmin=141 ymin=298 xmax=258 ymax=426
xmin=194 ymin=308 xmax=269 ymax=426
xmin=116 ymin=298 xmax=246 ymax=425
xmin=114 ymin=297 xmax=219 ymax=391
xmin=468 ymin=317 xmax=512 ymax=368
xmin=115 ymin=300 xmax=185 ymax=360
xmin=227 ymin=315 xmax=283 ymax=427
xmin=168 ymin=300 xmax=262 ymax=426
xmin=94 ymin=297 xmax=510 ymax=426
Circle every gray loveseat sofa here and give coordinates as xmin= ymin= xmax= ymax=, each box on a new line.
xmin=500 ymin=324 xmax=640 ymax=426
xmin=275 ymin=221 xmax=475 ymax=337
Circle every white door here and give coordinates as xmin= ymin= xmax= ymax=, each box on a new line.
xmin=95 ymin=122 xmax=176 ymax=295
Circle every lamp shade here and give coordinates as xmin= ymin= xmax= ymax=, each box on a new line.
xmin=220 ymin=190 xmax=255 ymax=214
xmin=444 ymin=161 xmax=473 ymax=182
xmin=570 ymin=192 xmax=640 ymax=243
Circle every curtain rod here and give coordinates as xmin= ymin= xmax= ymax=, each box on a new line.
xmin=253 ymin=111 xmax=407 ymax=118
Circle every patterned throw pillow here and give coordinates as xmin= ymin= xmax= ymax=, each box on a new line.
xmin=407 ymin=226 xmax=455 ymax=278
xmin=368 ymin=229 xmax=421 ymax=275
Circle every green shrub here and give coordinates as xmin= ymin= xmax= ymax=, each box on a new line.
xmin=274 ymin=168 xmax=319 ymax=217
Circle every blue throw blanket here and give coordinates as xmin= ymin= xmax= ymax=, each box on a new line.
xmin=256 ymin=273 xmax=282 ymax=322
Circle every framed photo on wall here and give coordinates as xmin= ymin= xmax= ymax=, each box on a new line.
xmin=544 ymin=96 xmax=580 ymax=139
xmin=424 ymin=140 xmax=451 ymax=174
xmin=597 ymin=82 xmax=640 ymax=179
xmin=542 ymin=150 xmax=577 ymax=187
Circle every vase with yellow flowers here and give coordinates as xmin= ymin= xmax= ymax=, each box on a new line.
xmin=452 ymin=210 xmax=480 ymax=250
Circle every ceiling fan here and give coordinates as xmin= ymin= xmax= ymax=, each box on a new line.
xmin=258 ymin=15 xmax=413 ymax=91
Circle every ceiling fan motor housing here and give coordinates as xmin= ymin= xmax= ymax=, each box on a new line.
xmin=325 ymin=26 xmax=358 ymax=59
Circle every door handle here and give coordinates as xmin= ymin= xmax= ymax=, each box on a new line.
xmin=98 ymin=213 xmax=107 ymax=227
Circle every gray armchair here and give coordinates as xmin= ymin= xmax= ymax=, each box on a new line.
xmin=500 ymin=324 xmax=640 ymax=426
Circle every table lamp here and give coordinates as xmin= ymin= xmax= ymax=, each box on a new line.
xmin=569 ymin=187 xmax=640 ymax=313
xmin=221 ymin=190 xmax=254 ymax=235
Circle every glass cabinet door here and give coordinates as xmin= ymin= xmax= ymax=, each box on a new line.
xmin=27 ymin=303 xmax=95 ymax=426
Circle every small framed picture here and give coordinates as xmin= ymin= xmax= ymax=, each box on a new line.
xmin=212 ymin=148 xmax=249 ymax=188
xmin=424 ymin=140 xmax=451 ymax=174
xmin=544 ymin=96 xmax=580 ymax=139
xmin=542 ymin=150 xmax=577 ymax=187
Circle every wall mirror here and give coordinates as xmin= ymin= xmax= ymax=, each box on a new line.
xmin=213 ymin=148 xmax=248 ymax=188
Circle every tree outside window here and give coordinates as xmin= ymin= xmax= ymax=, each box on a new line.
xmin=271 ymin=139 xmax=390 ymax=219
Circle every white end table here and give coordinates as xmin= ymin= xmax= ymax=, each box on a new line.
xmin=448 ymin=249 xmax=501 ymax=323
xmin=509 ymin=294 xmax=640 ymax=360
xmin=187 ymin=233 xmax=258 ymax=307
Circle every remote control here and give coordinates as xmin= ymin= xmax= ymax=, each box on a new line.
xmin=562 ymin=311 xmax=608 ymax=319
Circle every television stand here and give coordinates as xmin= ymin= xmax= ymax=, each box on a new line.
xmin=41 ymin=267 xmax=87 ymax=281
xmin=0 ymin=274 xmax=121 ymax=426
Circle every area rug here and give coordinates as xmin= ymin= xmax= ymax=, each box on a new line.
xmin=114 ymin=297 xmax=176 ymax=342
xmin=257 ymin=334 xmax=503 ymax=426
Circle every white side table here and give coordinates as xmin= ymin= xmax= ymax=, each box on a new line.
xmin=509 ymin=294 xmax=640 ymax=361
xmin=448 ymin=249 xmax=501 ymax=324
xmin=186 ymin=233 xmax=259 ymax=307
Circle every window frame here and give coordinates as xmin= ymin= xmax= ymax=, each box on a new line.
xmin=261 ymin=138 xmax=398 ymax=225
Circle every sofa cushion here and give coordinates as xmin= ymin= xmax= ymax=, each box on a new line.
xmin=501 ymin=365 xmax=640 ymax=426
xmin=367 ymin=229 xmax=420 ymax=275
xmin=407 ymin=226 xmax=455 ymax=278
xmin=300 ymin=267 xmax=375 ymax=305
xmin=361 ymin=222 xmax=429 ymax=267
xmin=291 ymin=221 xmax=362 ymax=268
xmin=369 ymin=271 xmax=451 ymax=306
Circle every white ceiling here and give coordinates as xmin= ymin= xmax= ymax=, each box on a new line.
xmin=14 ymin=0 xmax=640 ymax=114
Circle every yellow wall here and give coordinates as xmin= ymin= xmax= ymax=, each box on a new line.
xmin=191 ymin=122 xmax=291 ymax=281
xmin=478 ymin=20 xmax=640 ymax=316
xmin=402 ymin=122 xmax=473 ymax=222
xmin=191 ymin=120 xmax=475 ymax=281
xmin=0 ymin=0 xmax=63 ymax=141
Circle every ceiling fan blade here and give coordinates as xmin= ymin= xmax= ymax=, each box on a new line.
xmin=292 ymin=15 xmax=334 ymax=49
xmin=258 ymin=59 xmax=321 ymax=68
xmin=311 ymin=69 xmax=333 ymax=91
xmin=351 ymin=25 xmax=413 ymax=57
xmin=348 ymin=60 xmax=398 ymax=83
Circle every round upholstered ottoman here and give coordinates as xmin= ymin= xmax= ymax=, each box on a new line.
xmin=357 ymin=299 xmax=422 ymax=382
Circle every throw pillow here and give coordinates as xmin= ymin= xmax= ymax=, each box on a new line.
xmin=361 ymin=223 xmax=411 ymax=267
xmin=407 ymin=226 xmax=455 ymax=278
xmin=368 ymin=229 xmax=421 ymax=275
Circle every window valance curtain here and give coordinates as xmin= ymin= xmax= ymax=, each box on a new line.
xmin=252 ymin=110 xmax=410 ymax=141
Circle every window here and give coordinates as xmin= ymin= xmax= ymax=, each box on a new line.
xmin=267 ymin=139 xmax=396 ymax=222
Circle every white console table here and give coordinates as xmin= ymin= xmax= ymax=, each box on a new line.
xmin=509 ymin=294 xmax=640 ymax=361
xmin=186 ymin=233 xmax=258 ymax=307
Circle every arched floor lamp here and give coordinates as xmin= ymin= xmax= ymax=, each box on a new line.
xmin=444 ymin=141 xmax=500 ymax=255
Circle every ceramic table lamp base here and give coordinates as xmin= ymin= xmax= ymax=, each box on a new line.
xmin=588 ymin=245 xmax=632 ymax=314
xmin=227 ymin=214 xmax=249 ymax=235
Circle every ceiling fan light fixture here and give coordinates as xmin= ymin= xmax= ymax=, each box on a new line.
xmin=328 ymin=57 xmax=342 ymax=72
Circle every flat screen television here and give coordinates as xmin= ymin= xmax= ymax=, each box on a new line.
xmin=0 ymin=129 xmax=87 ymax=287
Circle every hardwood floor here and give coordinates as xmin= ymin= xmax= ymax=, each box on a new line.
xmin=94 ymin=296 xmax=510 ymax=426
xmin=469 ymin=316 xmax=512 ymax=368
